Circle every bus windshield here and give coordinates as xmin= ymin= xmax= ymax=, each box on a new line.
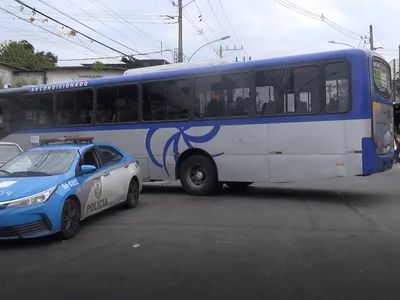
xmin=373 ymin=59 xmax=391 ymax=96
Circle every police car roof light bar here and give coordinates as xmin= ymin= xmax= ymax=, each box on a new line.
xmin=40 ymin=136 xmax=94 ymax=146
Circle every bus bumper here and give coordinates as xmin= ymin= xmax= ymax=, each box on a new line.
xmin=361 ymin=137 xmax=394 ymax=175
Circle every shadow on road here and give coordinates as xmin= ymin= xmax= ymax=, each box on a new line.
xmin=142 ymin=184 xmax=381 ymax=205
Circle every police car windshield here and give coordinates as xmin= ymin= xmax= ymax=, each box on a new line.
xmin=0 ymin=149 xmax=77 ymax=177
xmin=0 ymin=145 xmax=22 ymax=162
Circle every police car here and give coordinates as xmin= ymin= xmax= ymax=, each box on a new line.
xmin=0 ymin=137 xmax=142 ymax=240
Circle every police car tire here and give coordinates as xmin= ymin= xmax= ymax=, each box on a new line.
xmin=125 ymin=178 xmax=140 ymax=209
xmin=58 ymin=198 xmax=80 ymax=240
xmin=179 ymin=155 xmax=218 ymax=196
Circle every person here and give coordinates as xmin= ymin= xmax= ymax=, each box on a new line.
xmin=394 ymin=132 xmax=400 ymax=163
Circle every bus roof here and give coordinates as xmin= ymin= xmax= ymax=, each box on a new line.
xmin=0 ymin=48 xmax=373 ymax=96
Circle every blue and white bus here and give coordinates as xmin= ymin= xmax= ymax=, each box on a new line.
xmin=0 ymin=48 xmax=394 ymax=196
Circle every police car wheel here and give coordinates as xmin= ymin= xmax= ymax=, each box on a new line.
xmin=125 ymin=178 xmax=140 ymax=208
xmin=59 ymin=198 xmax=81 ymax=240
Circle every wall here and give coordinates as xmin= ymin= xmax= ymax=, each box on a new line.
xmin=46 ymin=69 xmax=125 ymax=84
xmin=13 ymin=72 xmax=45 ymax=86
xmin=0 ymin=65 xmax=14 ymax=88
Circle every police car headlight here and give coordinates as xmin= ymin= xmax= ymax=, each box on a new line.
xmin=7 ymin=186 xmax=57 ymax=208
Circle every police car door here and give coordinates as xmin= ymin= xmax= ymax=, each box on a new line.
xmin=97 ymin=145 xmax=130 ymax=204
xmin=76 ymin=147 xmax=112 ymax=218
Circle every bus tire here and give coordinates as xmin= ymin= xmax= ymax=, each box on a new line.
xmin=179 ymin=155 xmax=218 ymax=196
xmin=225 ymin=182 xmax=253 ymax=189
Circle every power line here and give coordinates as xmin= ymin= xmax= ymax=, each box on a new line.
xmin=0 ymin=7 xmax=116 ymax=60
xmin=37 ymin=0 xmax=142 ymax=55
xmin=87 ymin=0 xmax=176 ymax=60
xmin=182 ymin=9 xmax=219 ymax=56
xmin=59 ymin=49 xmax=174 ymax=61
xmin=205 ymin=0 xmax=232 ymax=45
xmin=193 ymin=0 xmax=220 ymax=41
xmin=14 ymin=0 xmax=149 ymax=66
xmin=62 ymin=0 xmax=154 ymax=57
xmin=0 ymin=6 xmax=109 ymax=58
xmin=217 ymin=0 xmax=247 ymax=55
xmin=273 ymin=0 xmax=364 ymax=40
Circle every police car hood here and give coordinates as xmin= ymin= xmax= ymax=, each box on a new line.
xmin=0 ymin=176 xmax=64 ymax=202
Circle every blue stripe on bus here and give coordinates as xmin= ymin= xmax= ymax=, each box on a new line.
xmin=15 ymin=111 xmax=370 ymax=134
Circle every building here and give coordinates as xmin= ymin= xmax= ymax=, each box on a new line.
xmin=0 ymin=58 xmax=170 ymax=88
xmin=389 ymin=59 xmax=399 ymax=80
xmin=0 ymin=62 xmax=44 ymax=88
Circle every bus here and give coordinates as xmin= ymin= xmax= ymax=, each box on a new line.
xmin=0 ymin=48 xmax=394 ymax=196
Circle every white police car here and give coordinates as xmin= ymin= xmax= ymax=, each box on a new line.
xmin=0 ymin=137 xmax=142 ymax=240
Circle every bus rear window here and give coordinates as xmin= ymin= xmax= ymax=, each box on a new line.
xmin=373 ymin=59 xmax=391 ymax=95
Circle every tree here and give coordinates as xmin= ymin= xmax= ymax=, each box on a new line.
xmin=0 ymin=40 xmax=57 ymax=70
xmin=92 ymin=61 xmax=105 ymax=77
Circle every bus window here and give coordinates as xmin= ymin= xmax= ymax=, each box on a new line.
xmin=293 ymin=66 xmax=320 ymax=113
xmin=255 ymin=66 xmax=320 ymax=116
xmin=325 ymin=62 xmax=350 ymax=113
xmin=56 ymin=89 xmax=93 ymax=125
xmin=0 ymin=97 xmax=16 ymax=137
xmin=142 ymin=80 xmax=190 ymax=122
xmin=195 ymin=73 xmax=250 ymax=119
xmin=373 ymin=59 xmax=391 ymax=98
xmin=20 ymin=93 xmax=54 ymax=128
xmin=97 ymin=85 xmax=139 ymax=123
xmin=222 ymin=73 xmax=251 ymax=117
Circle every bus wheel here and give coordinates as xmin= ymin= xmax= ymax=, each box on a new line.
xmin=179 ymin=155 xmax=218 ymax=196
xmin=225 ymin=182 xmax=253 ymax=189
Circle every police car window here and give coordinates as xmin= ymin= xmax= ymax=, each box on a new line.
xmin=81 ymin=149 xmax=100 ymax=168
xmin=98 ymin=146 xmax=123 ymax=166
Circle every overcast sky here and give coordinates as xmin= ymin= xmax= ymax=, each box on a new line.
xmin=0 ymin=0 xmax=399 ymax=66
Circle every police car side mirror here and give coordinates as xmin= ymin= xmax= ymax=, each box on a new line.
xmin=80 ymin=164 xmax=97 ymax=174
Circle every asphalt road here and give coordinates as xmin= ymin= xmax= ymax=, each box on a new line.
xmin=2 ymin=168 xmax=400 ymax=300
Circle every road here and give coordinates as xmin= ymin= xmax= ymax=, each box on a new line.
xmin=2 ymin=168 xmax=400 ymax=300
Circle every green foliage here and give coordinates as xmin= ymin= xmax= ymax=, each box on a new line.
xmin=92 ymin=61 xmax=105 ymax=75
xmin=0 ymin=40 xmax=57 ymax=70
xmin=12 ymin=77 xmax=38 ymax=88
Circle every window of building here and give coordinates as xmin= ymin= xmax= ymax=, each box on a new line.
xmin=19 ymin=93 xmax=54 ymax=128
xmin=194 ymin=73 xmax=251 ymax=119
xmin=142 ymin=80 xmax=190 ymax=121
xmin=255 ymin=66 xmax=320 ymax=115
xmin=97 ymin=85 xmax=139 ymax=123
xmin=56 ymin=89 xmax=93 ymax=125
xmin=325 ymin=62 xmax=350 ymax=113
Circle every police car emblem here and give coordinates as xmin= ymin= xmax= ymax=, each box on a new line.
xmin=93 ymin=178 xmax=102 ymax=198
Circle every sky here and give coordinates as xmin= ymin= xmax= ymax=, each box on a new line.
xmin=0 ymin=0 xmax=399 ymax=67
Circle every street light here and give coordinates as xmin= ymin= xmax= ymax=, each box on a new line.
xmin=187 ymin=36 xmax=231 ymax=62
xmin=328 ymin=40 xmax=355 ymax=48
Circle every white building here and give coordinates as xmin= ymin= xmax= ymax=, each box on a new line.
xmin=389 ymin=59 xmax=399 ymax=79
xmin=0 ymin=59 xmax=170 ymax=89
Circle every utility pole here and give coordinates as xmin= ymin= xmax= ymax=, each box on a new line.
xmin=219 ymin=45 xmax=243 ymax=58
xmin=369 ymin=24 xmax=374 ymax=51
xmin=177 ymin=0 xmax=183 ymax=62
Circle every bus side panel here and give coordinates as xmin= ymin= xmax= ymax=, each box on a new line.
xmin=344 ymin=119 xmax=370 ymax=176
xmin=203 ymin=124 xmax=270 ymax=182
xmin=268 ymin=120 xmax=346 ymax=183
